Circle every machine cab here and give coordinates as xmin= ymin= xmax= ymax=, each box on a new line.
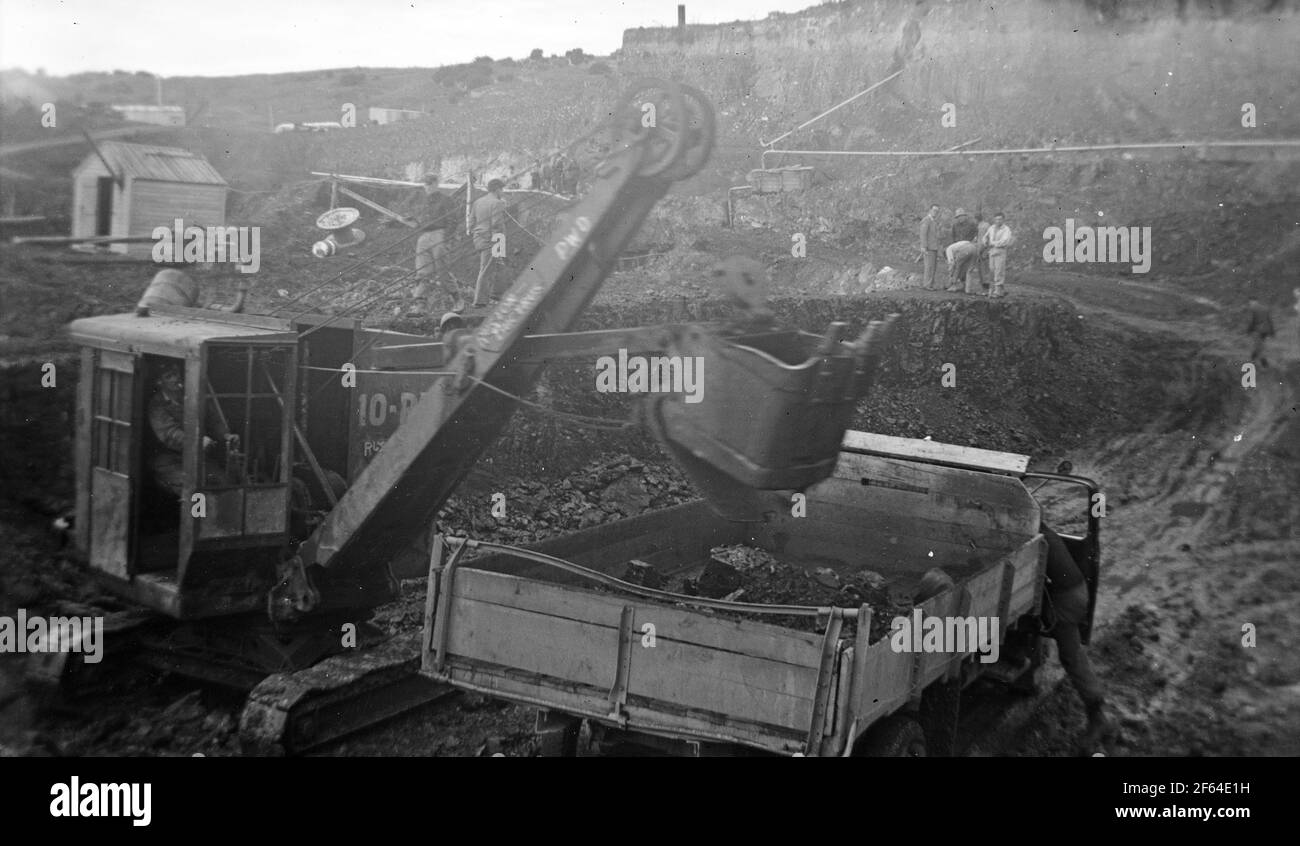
xmin=68 ymin=308 xmax=298 ymax=618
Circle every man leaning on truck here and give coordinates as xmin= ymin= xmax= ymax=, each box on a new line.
xmin=1041 ymin=522 xmax=1111 ymax=752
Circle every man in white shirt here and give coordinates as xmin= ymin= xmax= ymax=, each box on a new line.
xmin=471 ymin=179 xmax=508 ymax=307
xmin=983 ymin=213 xmax=1013 ymax=299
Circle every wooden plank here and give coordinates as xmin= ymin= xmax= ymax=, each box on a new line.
xmin=435 ymin=666 xmax=800 ymax=754
xmin=627 ymin=635 xmax=817 ymax=729
xmin=781 ymin=495 xmax=1031 ymax=549
xmin=11 ymin=234 xmax=157 ymax=245
xmin=438 ymin=663 xmax=617 ymax=722
xmin=338 ymin=185 xmax=417 ymax=228
xmin=125 ymin=181 xmax=227 ymax=259
xmin=441 ymin=600 xmax=818 ymax=733
xmin=74 ymin=348 xmax=94 ymax=553
xmin=914 ymin=589 xmax=967 ymax=687
xmin=963 ymin=563 xmax=1005 ymax=618
xmin=620 ymin=600 xmax=823 ymax=663
xmin=445 ymin=598 xmax=619 ymax=690
xmin=806 ymin=615 xmax=845 ymax=749
xmin=89 ymin=468 xmax=130 ymax=577
xmin=454 ymin=569 xmax=824 ymax=666
xmin=832 ymin=453 xmax=1037 ymax=514
xmin=841 ymin=431 xmax=1029 ymax=475
xmin=619 ymin=703 xmax=800 ymax=753
xmin=854 ymin=637 xmax=912 ymax=724
xmin=452 ymin=569 xmax=630 ymax=628
xmin=1005 ymin=538 xmax=1046 ymax=619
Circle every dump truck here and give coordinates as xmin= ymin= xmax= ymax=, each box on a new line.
xmin=420 ymin=432 xmax=1100 ymax=756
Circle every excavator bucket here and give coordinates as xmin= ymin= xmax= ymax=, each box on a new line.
xmin=646 ymin=315 xmax=897 ymax=521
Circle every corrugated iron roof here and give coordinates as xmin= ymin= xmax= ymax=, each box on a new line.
xmin=86 ymin=141 xmax=227 ymax=186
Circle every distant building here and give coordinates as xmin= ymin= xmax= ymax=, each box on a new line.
xmin=71 ymin=141 xmax=227 ymax=258
xmin=273 ymin=121 xmax=344 ymax=133
xmin=110 ymin=105 xmax=186 ymax=127
xmin=368 ymin=107 xmax=425 ymax=125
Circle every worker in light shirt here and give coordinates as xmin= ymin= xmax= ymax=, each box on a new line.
xmin=471 ymin=179 xmax=508 ymax=307
xmin=983 ymin=213 xmax=1013 ymax=299
xmin=945 ymin=240 xmax=979 ymax=293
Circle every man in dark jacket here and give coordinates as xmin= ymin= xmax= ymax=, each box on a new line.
xmin=950 ymin=207 xmax=979 ymax=244
xmin=146 ymin=363 xmax=236 ymax=495
xmin=415 ymin=175 xmax=463 ymax=313
xmin=1041 ymin=521 xmax=1110 ymax=752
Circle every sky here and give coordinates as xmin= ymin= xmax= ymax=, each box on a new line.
xmin=0 ymin=0 xmax=818 ymax=77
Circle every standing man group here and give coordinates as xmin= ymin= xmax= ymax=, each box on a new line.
xmin=919 ymin=204 xmax=1013 ymax=299
xmin=471 ymin=178 xmax=508 ymax=308
xmin=540 ymin=152 xmax=580 ymax=195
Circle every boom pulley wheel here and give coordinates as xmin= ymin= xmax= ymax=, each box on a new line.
xmin=612 ymin=78 xmax=690 ymax=178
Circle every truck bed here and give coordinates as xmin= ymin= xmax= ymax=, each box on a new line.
xmin=421 ymin=450 xmax=1047 ymax=755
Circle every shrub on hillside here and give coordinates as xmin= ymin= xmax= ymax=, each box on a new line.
xmin=565 ymin=48 xmax=589 ymax=65
xmin=587 ymin=62 xmax=612 ymax=76
xmin=433 ymin=62 xmax=494 ymax=91
xmin=529 ymin=48 xmax=544 ymax=61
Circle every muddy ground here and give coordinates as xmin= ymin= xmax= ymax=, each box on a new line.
xmin=1 ymin=223 xmax=1297 ymax=756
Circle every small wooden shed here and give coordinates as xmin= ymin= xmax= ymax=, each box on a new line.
xmin=71 ymin=142 xmax=228 ymax=258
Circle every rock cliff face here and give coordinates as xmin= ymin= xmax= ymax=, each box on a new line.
xmin=624 ymin=0 xmax=1300 ymax=145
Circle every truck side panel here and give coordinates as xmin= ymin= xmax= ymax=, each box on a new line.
xmin=430 ymin=567 xmax=828 ymax=752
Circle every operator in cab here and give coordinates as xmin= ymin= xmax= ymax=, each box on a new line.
xmin=146 ymin=362 xmax=239 ymax=496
